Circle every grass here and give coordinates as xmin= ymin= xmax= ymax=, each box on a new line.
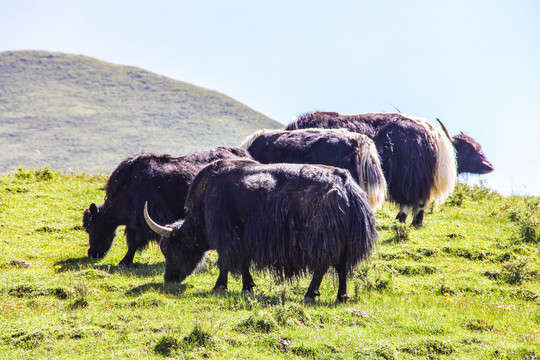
xmin=0 ymin=50 xmax=281 ymax=175
xmin=1 ymin=170 xmax=539 ymax=359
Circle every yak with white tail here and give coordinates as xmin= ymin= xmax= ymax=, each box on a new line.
xmin=240 ymin=128 xmax=386 ymax=211
xmin=286 ymin=112 xmax=471 ymax=226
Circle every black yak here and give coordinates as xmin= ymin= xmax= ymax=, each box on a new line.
xmin=239 ymin=128 xmax=387 ymax=211
xmin=286 ymin=112 xmax=468 ymax=226
xmin=144 ymin=159 xmax=378 ymax=303
xmin=82 ymin=147 xmax=251 ymax=266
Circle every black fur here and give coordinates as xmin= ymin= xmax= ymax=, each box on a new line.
xmin=158 ymin=159 xmax=378 ymax=303
xmin=287 ymin=112 xmax=437 ymax=225
xmin=82 ymin=147 xmax=251 ymax=266
xmin=247 ymin=129 xmax=369 ymax=183
xmin=453 ymin=133 xmax=494 ymax=174
xmin=244 ymin=128 xmax=386 ymax=210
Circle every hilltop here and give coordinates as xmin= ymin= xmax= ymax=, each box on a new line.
xmin=0 ymin=50 xmax=281 ymax=174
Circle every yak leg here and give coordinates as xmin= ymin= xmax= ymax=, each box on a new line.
xmin=304 ymin=268 xmax=328 ymax=303
xmin=335 ymin=262 xmax=350 ymax=304
xmin=411 ymin=202 xmax=426 ymax=227
xmin=118 ymin=227 xmax=138 ymax=267
xmin=241 ymin=262 xmax=256 ymax=294
xmin=213 ymin=264 xmax=228 ymax=292
xmin=395 ymin=205 xmax=412 ymax=223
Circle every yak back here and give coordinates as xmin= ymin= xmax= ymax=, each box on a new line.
xmin=183 ymin=159 xmax=378 ymax=279
xmin=104 ymin=147 xmax=251 ymax=234
xmin=247 ymin=129 xmax=365 ymax=181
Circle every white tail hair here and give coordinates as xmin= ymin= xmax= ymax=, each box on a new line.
xmin=348 ymin=131 xmax=387 ymax=211
xmin=402 ymin=114 xmax=457 ymax=204
xmin=239 ymin=129 xmax=283 ymax=150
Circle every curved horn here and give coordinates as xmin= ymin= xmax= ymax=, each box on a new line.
xmin=436 ymin=118 xmax=454 ymax=143
xmin=143 ymin=202 xmax=172 ymax=238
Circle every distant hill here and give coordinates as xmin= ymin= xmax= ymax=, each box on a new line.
xmin=0 ymin=50 xmax=281 ymax=174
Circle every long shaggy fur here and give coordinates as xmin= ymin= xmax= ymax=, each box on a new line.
xmin=176 ymin=160 xmax=378 ymax=280
xmin=287 ymin=112 xmax=457 ymax=206
xmin=83 ymin=147 xmax=251 ymax=264
xmin=400 ymin=114 xmax=457 ymax=204
xmin=241 ymin=128 xmax=386 ymax=211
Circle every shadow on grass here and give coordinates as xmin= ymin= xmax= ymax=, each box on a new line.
xmin=188 ymin=289 xmax=339 ymax=308
xmin=126 ymin=282 xmax=187 ymax=297
xmin=53 ymin=257 xmax=165 ymax=277
xmin=53 ymin=256 xmax=98 ymax=271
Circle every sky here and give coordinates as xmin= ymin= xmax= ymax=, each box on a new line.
xmin=1 ymin=0 xmax=539 ymax=196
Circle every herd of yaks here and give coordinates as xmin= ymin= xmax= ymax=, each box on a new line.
xmin=82 ymin=111 xmax=493 ymax=303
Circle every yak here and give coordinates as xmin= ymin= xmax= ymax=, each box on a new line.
xmin=82 ymin=147 xmax=251 ymax=266
xmin=239 ymin=128 xmax=387 ymax=211
xmin=144 ymin=159 xmax=378 ymax=304
xmin=286 ymin=112 xmax=493 ymax=226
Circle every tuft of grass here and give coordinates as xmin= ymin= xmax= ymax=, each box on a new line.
xmin=154 ymin=335 xmax=180 ymax=356
xmin=463 ymin=318 xmax=495 ymax=331
xmin=235 ymin=311 xmax=278 ymax=333
xmin=182 ymin=324 xmax=214 ymax=350
xmin=388 ymin=221 xmax=410 ymax=242
xmin=12 ymin=332 xmax=45 ymax=350
xmin=272 ymin=303 xmax=311 ymax=327
xmin=68 ymin=298 xmax=89 ymax=310
xmin=500 ymin=258 xmax=532 ymax=286
xmin=508 ymin=198 xmax=540 ymax=244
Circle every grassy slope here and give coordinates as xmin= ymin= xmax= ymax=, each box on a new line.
xmin=0 ymin=51 xmax=281 ymax=174
xmin=0 ymin=170 xmax=539 ymax=359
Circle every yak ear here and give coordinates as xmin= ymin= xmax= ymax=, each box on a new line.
xmin=89 ymin=203 xmax=98 ymax=216
xmin=171 ymin=220 xmax=185 ymax=238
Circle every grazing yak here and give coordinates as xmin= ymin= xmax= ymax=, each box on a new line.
xmin=82 ymin=147 xmax=251 ymax=266
xmin=239 ymin=128 xmax=387 ymax=211
xmin=287 ymin=112 xmax=492 ymax=226
xmin=144 ymin=159 xmax=378 ymax=303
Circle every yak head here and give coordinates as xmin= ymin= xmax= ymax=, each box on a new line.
xmin=452 ymin=133 xmax=494 ymax=174
xmin=83 ymin=203 xmax=117 ymax=259
xmin=143 ymin=202 xmax=205 ymax=283
xmin=436 ymin=119 xmax=494 ymax=175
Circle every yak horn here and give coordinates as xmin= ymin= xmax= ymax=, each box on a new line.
xmin=143 ymin=202 xmax=172 ymax=238
xmin=436 ymin=118 xmax=454 ymax=143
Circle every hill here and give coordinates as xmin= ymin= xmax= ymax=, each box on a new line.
xmin=0 ymin=170 xmax=539 ymax=358
xmin=0 ymin=50 xmax=281 ymax=174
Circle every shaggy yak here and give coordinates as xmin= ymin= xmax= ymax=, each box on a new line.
xmin=286 ymin=112 xmax=493 ymax=226
xmin=144 ymin=159 xmax=378 ymax=303
xmin=239 ymin=128 xmax=387 ymax=211
xmin=82 ymin=147 xmax=251 ymax=266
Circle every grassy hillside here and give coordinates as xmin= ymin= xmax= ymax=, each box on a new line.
xmin=0 ymin=169 xmax=539 ymax=359
xmin=0 ymin=51 xmax=281 ymax=174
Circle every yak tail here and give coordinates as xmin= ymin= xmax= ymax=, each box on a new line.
xmin=351 ymin=133 xmax=387 ymax=211
xmin=239 ymin=129 xmax=283 ymax=150
xmin=405 ymin=115 xmax=457 ymax=204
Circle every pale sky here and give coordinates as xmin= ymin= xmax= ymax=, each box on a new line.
xmin=1 ymin=0 xmax=539 ymax=196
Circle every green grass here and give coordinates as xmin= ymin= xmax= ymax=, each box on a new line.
xmin=0 ymin=50 xmax=281 ymax=174
xmin=1 ymin=169 xmax=539 ymax=359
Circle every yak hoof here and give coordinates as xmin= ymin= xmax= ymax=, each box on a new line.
xmin=336 ymin=293 xmax=350 ymax=305
xmin=396 ymin=212 xmax=407 ymax=223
